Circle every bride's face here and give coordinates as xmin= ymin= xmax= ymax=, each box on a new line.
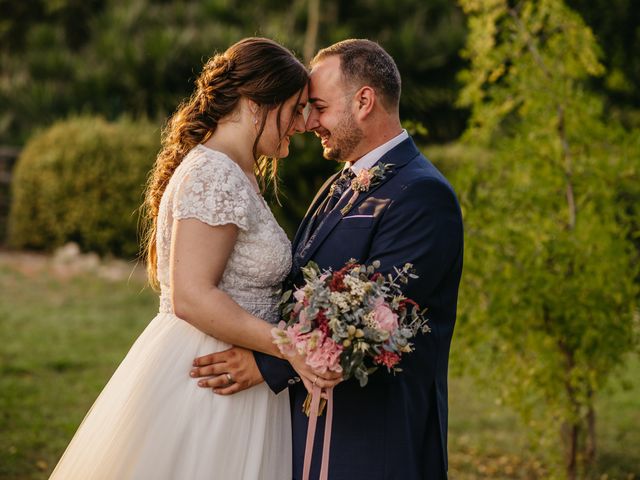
xmin=258 ymin=85 xmax=308 ymax=159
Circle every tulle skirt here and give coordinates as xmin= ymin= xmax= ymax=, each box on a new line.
xmin=50 ymin=312 xmax=292 ymax=480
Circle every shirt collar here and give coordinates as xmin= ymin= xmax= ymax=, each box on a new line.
xmin=345 ymin=129 xmax=409 ymax=174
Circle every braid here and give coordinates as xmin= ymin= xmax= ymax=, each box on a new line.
xmin=140 ymin=38 xmax=308 ymax=289
xmin=141 ymin=54 xmax=241 ymax=288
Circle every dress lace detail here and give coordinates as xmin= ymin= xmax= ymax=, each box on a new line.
xmin=172 ymin=150 xmax=250 ymax=230
xmin=157 ymin=145 xmax=292 ymax=322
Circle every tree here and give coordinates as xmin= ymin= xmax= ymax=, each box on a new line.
xmin=566 ymin=0 xmax=640 ymax=129
xmin=455 ymin=0 xmax=639 ymax=477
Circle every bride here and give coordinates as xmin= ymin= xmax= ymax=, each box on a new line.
xmin=50 ymin=37 xmax=339 ymax=479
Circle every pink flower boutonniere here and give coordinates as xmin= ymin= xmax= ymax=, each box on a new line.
xmin=340 ymin=163 xmax=393 ymax=215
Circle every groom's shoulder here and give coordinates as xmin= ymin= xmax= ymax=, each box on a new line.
xmin=392 ymin=151 xmax=457 ymax=201
xmin=387 ymin=138 xmax=449 ymax=182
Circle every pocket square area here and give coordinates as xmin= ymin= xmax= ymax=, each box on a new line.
xmin=339 ymin=215 xmax=374 ymax=229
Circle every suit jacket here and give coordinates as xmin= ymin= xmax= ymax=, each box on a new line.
xmin=254 ymin=137 xmax=463 ymax=479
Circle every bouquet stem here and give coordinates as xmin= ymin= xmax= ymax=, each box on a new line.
xmin=303 ymin=392 xmax=327 ymax=417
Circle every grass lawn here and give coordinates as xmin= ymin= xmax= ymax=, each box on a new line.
xmin=1 ymin=253 xmax=638 ymax=479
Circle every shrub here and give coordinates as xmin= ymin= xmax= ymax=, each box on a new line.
xmin=8 ymin=116 xmax=159 ymax=258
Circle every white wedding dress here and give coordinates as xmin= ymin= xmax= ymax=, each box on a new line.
xmin=50 ymin=145 xmax=292 ymax=479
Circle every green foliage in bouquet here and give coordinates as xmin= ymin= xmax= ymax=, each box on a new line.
xmin=275 ymin=260 xmax=429 ymax=388
xmin=455 ymin=0 xmax=640 ymax=478
xmin=8 ymin=116 xmax=159 ymax=257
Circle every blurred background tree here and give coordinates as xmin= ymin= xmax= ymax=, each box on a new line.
xmin=2 ymin=0 xmax=639 ymax=145
xmin=454 ymin=0 xmax=639 ymax=478
xmin=566 ymin=0 xmax=640 ymax=129
xmin=0 ymin=0 xmax=468 ymax=145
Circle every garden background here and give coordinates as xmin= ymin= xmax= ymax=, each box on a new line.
xmin=0 ymin=1 xmax=638 ymax=479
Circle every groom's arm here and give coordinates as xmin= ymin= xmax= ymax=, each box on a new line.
xmin=253 ymin=351 xmax=301 ymax=394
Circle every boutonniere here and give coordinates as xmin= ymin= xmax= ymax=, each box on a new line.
xmin=340 ymin=163 xmax=393 ymax=215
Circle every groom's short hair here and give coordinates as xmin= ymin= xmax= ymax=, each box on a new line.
xmin=311 ymin=39 xmax=401 ymax=112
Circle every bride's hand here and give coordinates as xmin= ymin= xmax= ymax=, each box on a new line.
xmin=286 ymin=352 xmax=342 ymax=395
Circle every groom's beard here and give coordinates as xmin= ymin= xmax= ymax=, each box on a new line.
xmin=321 ymin=110 xmax=363 ymax=162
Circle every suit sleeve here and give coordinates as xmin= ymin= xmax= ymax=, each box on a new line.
xmin=366 ymin=177 xmax=463 ymax=302
xmin=253 ymin=351 xmax=299 ymax=394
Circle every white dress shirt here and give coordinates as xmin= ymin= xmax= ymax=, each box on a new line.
xmin=346 ymin=129 xmax=409 ymax=175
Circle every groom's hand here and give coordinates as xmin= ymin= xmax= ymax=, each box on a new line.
xmin=190 ymin=347 xmax=263 ymax=395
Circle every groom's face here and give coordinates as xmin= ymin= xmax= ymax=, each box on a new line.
xmin=306 ymin=56 xmax=363 ymax=163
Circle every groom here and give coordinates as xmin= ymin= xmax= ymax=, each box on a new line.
xmin=193 ymin=39 xmax=463 ymax=479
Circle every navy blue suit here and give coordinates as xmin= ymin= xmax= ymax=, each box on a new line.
xmin=254 ymin=137 xmax=463 ymax=479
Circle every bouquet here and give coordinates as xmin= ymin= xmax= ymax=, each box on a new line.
xmin=272 ymin=259 xmax=430 ymax=414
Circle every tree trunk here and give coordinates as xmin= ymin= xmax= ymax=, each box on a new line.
xmin=585 ymin=400 xmax=597 ymax=478
xmin=303 ymin=0 xmax=320 ymax=64
xmin=562 ymin=421 xmax=578 ymax=480
xmin=557 ymin=339 xmax=579 ymax=480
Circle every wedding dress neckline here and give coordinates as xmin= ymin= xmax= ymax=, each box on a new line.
xmin=195 ymin=144 xmax=264 ymax=198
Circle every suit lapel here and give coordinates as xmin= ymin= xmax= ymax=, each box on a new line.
xmin=293 ymin=138 xmax=420 ymax=274
xmin=296 ymin=138 xmax=421 ymax=267
xmin=291 ymin=171 xmax=341 ymax=251
xmin=296 ymin=167 xmax=393 ymax=266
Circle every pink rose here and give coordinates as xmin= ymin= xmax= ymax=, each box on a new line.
xmin=373 ymin=297 xmax=398 ymax=333
xmin=306 ymin=337 xmax=344 ymax=373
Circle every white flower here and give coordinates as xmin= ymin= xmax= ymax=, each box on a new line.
xmin=343 ymin=275 xmax=367 ymax=300
xmin=363 ymin=311 xmax=378 ymax=329
xmin=329 ymin=291 xmax=351 ymax=312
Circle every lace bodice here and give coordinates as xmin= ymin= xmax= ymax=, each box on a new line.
xmin=156 ymin=145 xmax=292 ymax=323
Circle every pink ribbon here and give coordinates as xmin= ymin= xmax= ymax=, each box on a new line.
xmin=302 ymin=386 xmax=334 ymax=480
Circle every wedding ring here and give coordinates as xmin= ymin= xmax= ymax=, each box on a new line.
xmin=225 ymin=373 xmax=234 ymax=384
xmin=312 ymin=375 xmax=318 ymax=386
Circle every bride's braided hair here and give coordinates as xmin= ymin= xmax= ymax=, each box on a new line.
xmin=141 ymin=38 xmax=308 ymax=288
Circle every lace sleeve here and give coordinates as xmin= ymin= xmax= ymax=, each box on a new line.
xmin=172 ymin=156 xmax=250 ymax=230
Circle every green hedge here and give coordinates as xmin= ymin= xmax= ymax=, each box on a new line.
xmin=8 ymin=116 xmax=159 ymax=258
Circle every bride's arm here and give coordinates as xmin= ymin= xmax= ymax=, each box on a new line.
xmin=172 ymin=217 xmax=341 ymax=389
xmin=170 ymin=218 xmax=280 ymax=357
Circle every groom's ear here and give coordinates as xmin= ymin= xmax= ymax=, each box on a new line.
xmin=354 ymin=86 xmax=375 ymax=120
